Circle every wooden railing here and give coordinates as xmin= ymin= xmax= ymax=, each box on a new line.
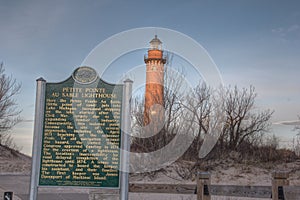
xmin=129 ymin=171 xmax=300 ymax=200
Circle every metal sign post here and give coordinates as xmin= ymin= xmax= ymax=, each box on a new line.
xmin=120 ymin=79 xmax=133 ymax=200
xmin=29 ymin=78 xmax=46 ymax=200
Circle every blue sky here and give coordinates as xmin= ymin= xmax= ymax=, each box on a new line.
xmin=0 ymin=0 xmax=300 ymax=155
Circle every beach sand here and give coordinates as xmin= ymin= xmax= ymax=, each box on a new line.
xmin=1 ymin=145 xmax=300 ymax=199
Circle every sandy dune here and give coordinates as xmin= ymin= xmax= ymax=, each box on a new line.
xmin=1 ymin=145 xmax=300 ymax=199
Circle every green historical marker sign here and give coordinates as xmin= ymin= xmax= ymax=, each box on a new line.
xmin=38 ymin=66 xmax=123 ymax=188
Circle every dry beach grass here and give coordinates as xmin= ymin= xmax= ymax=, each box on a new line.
xmin=0 ymin=145 xmax=31 ymax=175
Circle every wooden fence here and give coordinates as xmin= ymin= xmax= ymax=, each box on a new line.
xmin=129 ymin=171 xmax=300 ymax=200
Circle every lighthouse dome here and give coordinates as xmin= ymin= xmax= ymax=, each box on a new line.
xmin=150 ymin=35 xmax=162 ymax=50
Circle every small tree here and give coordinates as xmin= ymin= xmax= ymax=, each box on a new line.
xmin=220 ymin=85 xmax=273 ymax=151
xmin=0 ymin=63 xmax=21 ymax=146
xmin=293 ymin=116 xmax=300 ymax=156
xmin=180 ymin=82 xmax=212 ymax=157
xmin=131 ymin=67 xmax=189 ymax=152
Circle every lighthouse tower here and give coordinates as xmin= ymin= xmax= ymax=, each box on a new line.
xmin=144 ymin=35 xmax=166 ymax=125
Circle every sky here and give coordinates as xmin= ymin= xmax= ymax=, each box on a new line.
xmin=0 ymin=0 xmax=300 ymax=155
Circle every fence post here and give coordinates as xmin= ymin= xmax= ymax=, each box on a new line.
xmin=196 ymin=172 xmax=211 ymax=200
xmin=272 ymin=171 xmax=289 ymax=200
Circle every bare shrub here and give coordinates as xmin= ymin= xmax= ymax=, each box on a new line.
xmin=219 ymin=86 xmax=273 ymax=151
xmin=0 ymin=63 xmax=22 ymax=149
xmin=293 ymin=135 xmax=300 ymax=157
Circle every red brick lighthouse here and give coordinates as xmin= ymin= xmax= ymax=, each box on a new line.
xmin=144 ymin=35 xmax=166 ymax=126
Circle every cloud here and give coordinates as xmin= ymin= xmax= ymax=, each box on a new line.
xmin=22 ymin=119 xmax=34 ymax=123
xmin=271 ymin=24 xmax=300 ymax=40
xmin=272 ymin=27 xmax=285 ymax=34
xmin=273 ymin=120 xmax=300 ymax=126
xmin=287 ymin=24 xmax=300 ymax=32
